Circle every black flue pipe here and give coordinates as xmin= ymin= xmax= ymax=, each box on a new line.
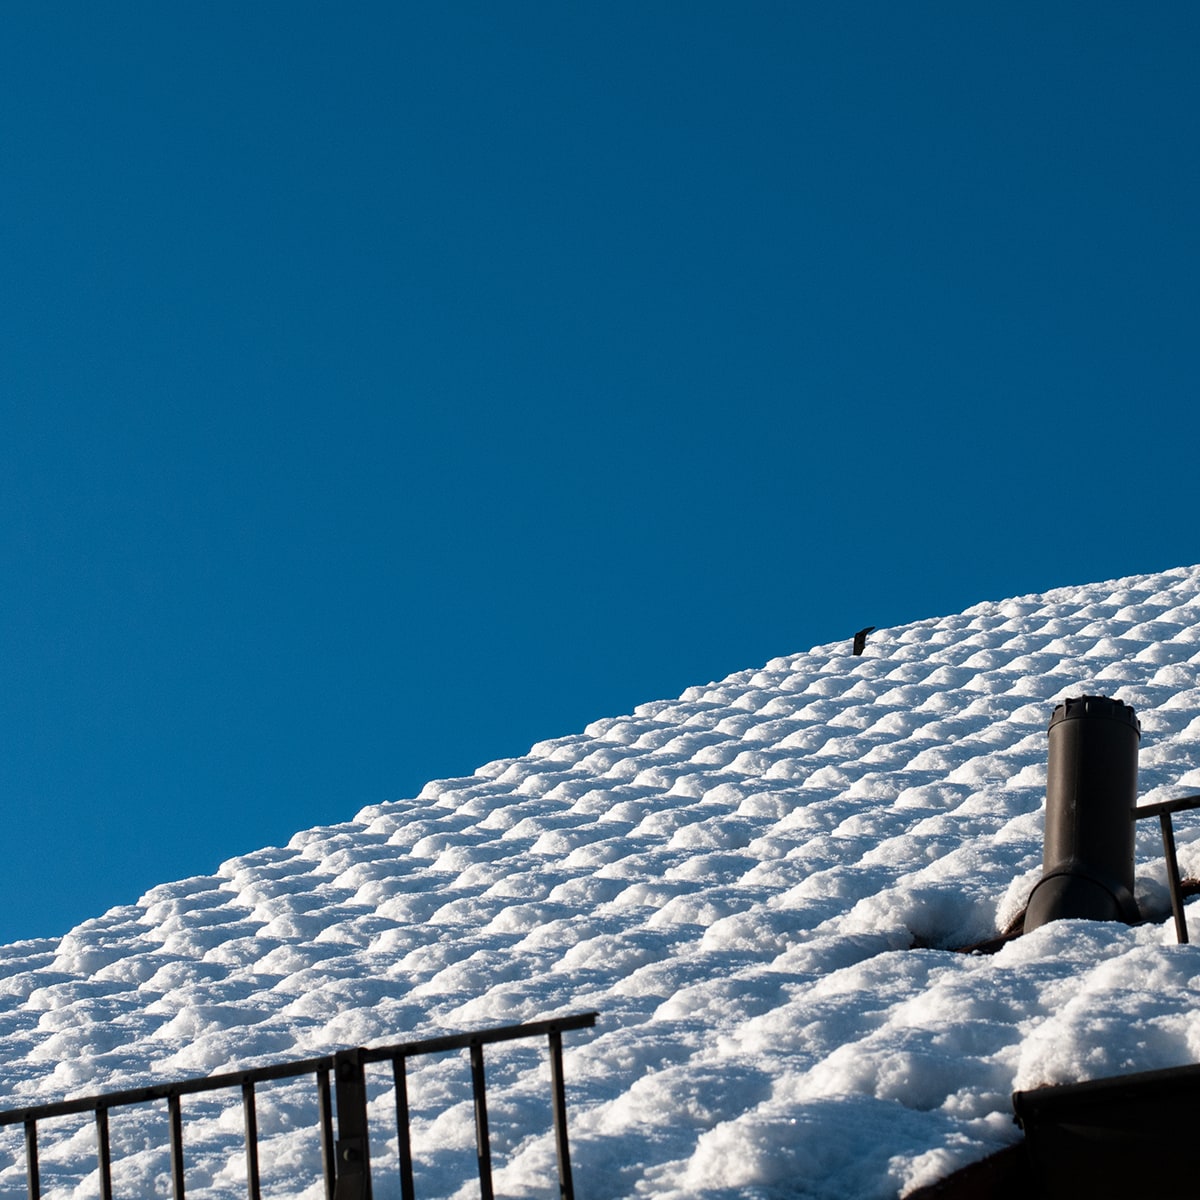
xmin=1024 ymin=695 xmax=1141 ymax=932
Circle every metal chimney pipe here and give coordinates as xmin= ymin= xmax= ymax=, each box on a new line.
xmin=1024 ymin=695 xmax=1141 ymax=932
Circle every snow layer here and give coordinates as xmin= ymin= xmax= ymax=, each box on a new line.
xmin=6 ymin=566 xmax=1200 ymax=1198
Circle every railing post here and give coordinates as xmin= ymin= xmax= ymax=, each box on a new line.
xmin=469 ymin=1042 xmax=494 ymax=1200
xmin=168 ymin=1094 xmax=186 ymax=1200
xmin=1158 ymin=811 xmax=1189 ymax=943
xmin=242 ymin=1080 xmax=262 ymax=1200
xmin=548 ymin=1030 xmax=576 ymax=1200
xmin=332 ymin=1049 xmax=372 ymax=1200
xmin=392 ymin=1056 xmax=415 ymax=1200
xmin=24 ymin=1118 xmax=39 ymax=1200
xmin=96 ymin=1106 xmax=113 ymax=1200
xmin=317 ymin=1067 xmax=336 ymax=1200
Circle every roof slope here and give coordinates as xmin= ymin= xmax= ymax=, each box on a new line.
xmin=4 ymin=565 xmax=1200 ymax=1198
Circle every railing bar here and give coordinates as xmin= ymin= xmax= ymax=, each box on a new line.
xmin=359 ymin=1012 xmax=600 ymax=1066
xmin=24 ymin=1118 xmax=39 ymax=1200
xmin=0 ymin=1014 xmax=600 ymax=1129
xmin=392 ymin=1055 xmax=416 ymax=1200
xmin=242 ymin=1080 xmax=261 ymax=1200
xmin=96 ymin=1106 xmax=114 ymax=1200
xmin=316 ymin=1067 xmax=336 ymax=1200
xmin=547 ymin=1030 xmax=575 ymax=1200
xmin=0 ymin=1055 xmax=338 ymax=1127
xmin=168 ymin=1094 xmax=186 ymax=1200
xmin=1135 ymin=795 xmax=1200 ymax=819
xmin=1160 ymin=812 xmax=1190 ymax=944
xmin=469 ymin=1044 xmax=494 ymax=1200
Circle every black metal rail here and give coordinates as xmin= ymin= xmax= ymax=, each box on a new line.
xmin=0 ymin=1011 xmax=598 ymax=1200
xmin=1134 ymin=795 xmax=1200 ymax=943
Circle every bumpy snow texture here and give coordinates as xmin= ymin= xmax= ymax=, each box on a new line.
xmin=5 ymin=565 xmax=1200 ymax=1199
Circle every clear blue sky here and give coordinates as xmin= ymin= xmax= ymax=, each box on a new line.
xmin=2 ymin=4 xmax=1197 ymax=944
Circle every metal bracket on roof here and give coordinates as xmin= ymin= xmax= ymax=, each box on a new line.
xmin=333 ymin=1049 xmax=372 ymax=1200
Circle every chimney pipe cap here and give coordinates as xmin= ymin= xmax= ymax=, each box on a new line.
xmin=1049 ymin=694 xmax=1140 ymax=736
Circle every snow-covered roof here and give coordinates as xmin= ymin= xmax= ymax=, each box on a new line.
xmin=4 ymin=564 xmax=1200 ymax=1198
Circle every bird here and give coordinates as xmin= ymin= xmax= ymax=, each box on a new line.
xmin=852 ymin=626 xmax=875 ymax=656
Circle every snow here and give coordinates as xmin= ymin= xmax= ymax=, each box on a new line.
xmin=5 ymin=565 xmax=1200 ymax=1197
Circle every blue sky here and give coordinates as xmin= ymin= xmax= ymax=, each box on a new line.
xmin=2 ymin=4 xmax=1198 ymax=944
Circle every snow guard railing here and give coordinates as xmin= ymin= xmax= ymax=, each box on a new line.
xmin=0 ymin=1010 xmax=598 ymax=1200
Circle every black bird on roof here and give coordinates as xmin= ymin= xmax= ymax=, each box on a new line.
xmin=852 ymin=626 xmax=875 ymax=656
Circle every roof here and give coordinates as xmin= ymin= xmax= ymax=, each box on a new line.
xmin=3 ymin=564 xmax=1200 ymax=1197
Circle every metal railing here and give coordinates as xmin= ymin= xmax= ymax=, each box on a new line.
xmin=1135 ymin=794 xmax=1200 ymax=943
xmin=0 ymin=1011 xmax=598 ymax=1200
